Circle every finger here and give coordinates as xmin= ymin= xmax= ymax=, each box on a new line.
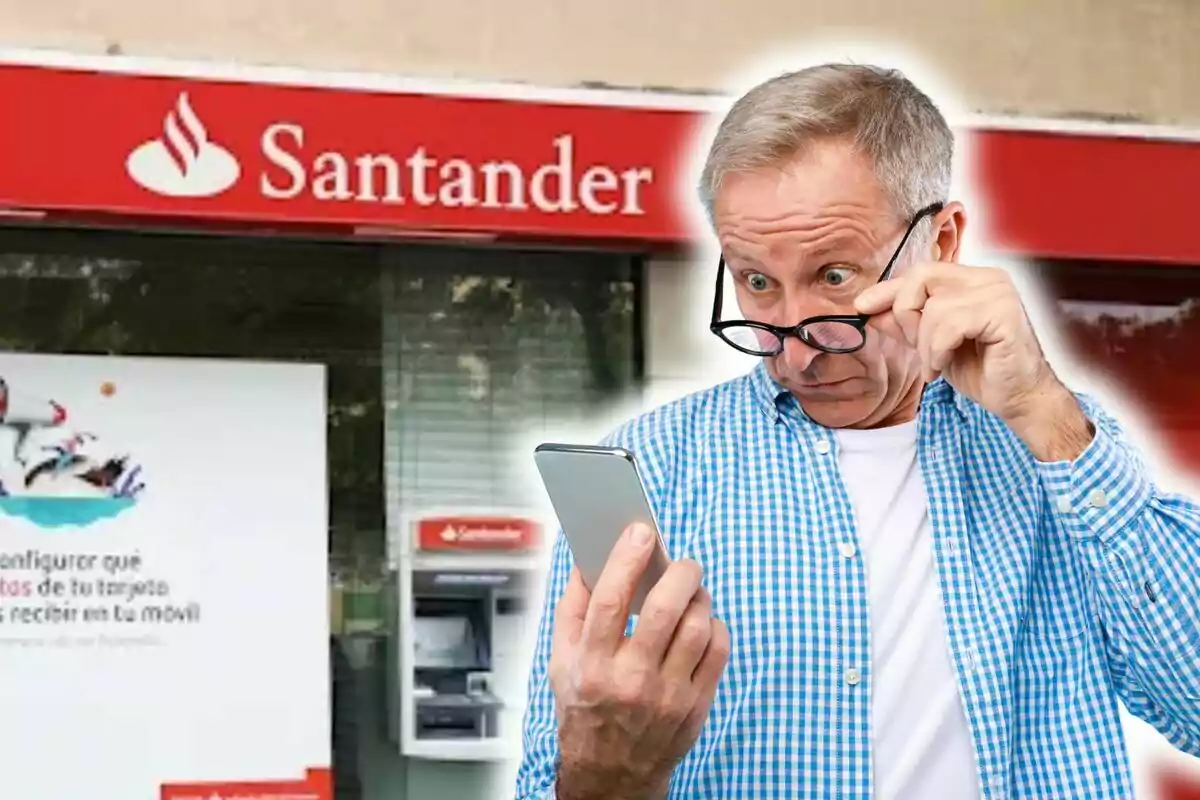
xmin=626 ymin=560 xmax=704 ymax=664
xmin=891 ymin=273 xmax=930 ymax=347
xmin=853 ymin=279 xmax=902 ymax=317
xmin=676 ymin=617 xmax=732 ymax=741
xmin=661 ymin=589 xmax=715 ymax=680
xmin=918 ymin=292 xmax=992 ymax=375
xmin=580 ymin=521 xmax=658 ymax=654
xmin=916 ymin=296 xmax=949 ymax=379
xmin=864 ymin=309 xmax=907 ymax=344
xmin=906 ymin=262 xmax=984 ymax=294
xmin=552 ymin=566 xmax=591 ymax=657
xmin=929 ymin=313 xmax=977 ymax=374
xmin=854 ymin=262 xmax=956 ymax=316
xmin=695 ymin=617 xmax=732 ymax=687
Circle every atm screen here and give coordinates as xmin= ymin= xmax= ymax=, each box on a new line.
xmin=413 ymin=615 xmax=481 ymax=669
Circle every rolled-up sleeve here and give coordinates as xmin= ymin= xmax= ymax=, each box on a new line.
xmin=1036 ymin=394 xmax=1200 ymax=753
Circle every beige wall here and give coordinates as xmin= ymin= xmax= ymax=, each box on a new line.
xmin=1 ymin=0 xmax=1198 ymax=125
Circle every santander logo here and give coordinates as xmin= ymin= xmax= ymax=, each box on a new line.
xmin=121 ymin=90 xmax=657 ymax=216
xmin=439 ymin=523 xmax=526 ymax=544
xmin=126 ymin=92 xmax=240 ymax=198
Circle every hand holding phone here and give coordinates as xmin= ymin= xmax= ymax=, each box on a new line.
xmin=533 ymin=443 xmax=731 ymax=800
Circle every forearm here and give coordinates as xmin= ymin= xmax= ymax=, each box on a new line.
xmin=1005 ymin=379 xmax=1095 ymax=463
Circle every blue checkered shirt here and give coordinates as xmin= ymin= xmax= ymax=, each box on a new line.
xmin=514 ymin=362 xmax=1200 ymax=800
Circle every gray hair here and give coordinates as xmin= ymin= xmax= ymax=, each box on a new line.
xmin=698 ymin=63 xmax=954 ymax=242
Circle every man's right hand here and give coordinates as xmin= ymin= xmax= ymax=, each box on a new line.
xmin=547 ymin=521 xmax=731 ymax=800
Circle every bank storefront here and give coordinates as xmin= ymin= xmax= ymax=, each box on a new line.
xmin=0 ymin=50 xmax=1197 ymax=800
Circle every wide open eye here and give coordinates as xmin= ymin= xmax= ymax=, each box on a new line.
xmin=746 ymin=272 xmax=772 ymax=292
xmin=820 ymin=266 xmax=856 ymax=287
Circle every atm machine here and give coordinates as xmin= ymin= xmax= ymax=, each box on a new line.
xmin=393 ymin=513 xmax=543 ymax=762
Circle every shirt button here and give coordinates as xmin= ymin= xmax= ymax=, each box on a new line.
xmin=1056 ymin=495 xmax=1072 ymax=514
xmin=814 ymin=440 xmax=831 ymax=455
xmin=838 ymin=541 xmax=857 ymax=559
xmin=1088 ymin=489 xmax=1108 ymax=508
xmin=845 ymin=668 xmax=861 ymax=686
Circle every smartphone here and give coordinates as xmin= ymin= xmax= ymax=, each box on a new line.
xmin=533 ymin=442 xmax=671 ymax=615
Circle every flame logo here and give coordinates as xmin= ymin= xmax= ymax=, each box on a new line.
xmin=161 ymin=93 xmax=209 ymax=178
xmin=126 ymin=91 xmax=240 ymax=198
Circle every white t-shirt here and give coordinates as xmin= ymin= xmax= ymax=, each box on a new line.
xmin=833 ymin=419 xmax=982 ymax=800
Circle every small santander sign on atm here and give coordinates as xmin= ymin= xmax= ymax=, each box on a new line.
xmin=417 ymin=515 xmax=541 ymax=552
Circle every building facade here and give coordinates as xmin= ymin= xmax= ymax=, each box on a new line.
xmin=1 ymin=6 xmax=1199 ymax=798
xmin=2 ymin=0 xmax=1199 ymax=124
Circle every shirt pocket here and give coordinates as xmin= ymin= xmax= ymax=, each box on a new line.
xmin=1024 ymin=529 xmax=1093 ymax=642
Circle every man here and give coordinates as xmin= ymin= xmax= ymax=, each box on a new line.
xmin=514 ymin=63 xmax=1200 ymax=800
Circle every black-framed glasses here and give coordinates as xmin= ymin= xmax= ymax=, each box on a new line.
xmin=710 ymin=202 xmax=945 ymax=356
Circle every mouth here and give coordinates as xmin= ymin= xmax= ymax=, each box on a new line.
xmin=795 ymin=377 xmax=857 ymax=390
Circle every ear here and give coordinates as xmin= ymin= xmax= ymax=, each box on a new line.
xmin=931 ymin=201 xmax=967 ymax=262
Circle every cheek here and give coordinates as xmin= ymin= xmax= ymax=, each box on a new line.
xmin=856 ymin=332 xmax=911 ymax=376
xmin=876 ymin=331 xmax=923 ymax=374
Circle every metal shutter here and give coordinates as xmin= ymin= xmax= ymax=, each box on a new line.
xmin=381 ymin=244 xmax=641 ymax=562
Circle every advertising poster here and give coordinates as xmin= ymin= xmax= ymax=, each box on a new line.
xmin=0 ymin=352 xmax=331 ymax=800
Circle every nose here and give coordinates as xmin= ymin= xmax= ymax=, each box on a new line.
xmin=780 ymin=334 xmax=822 ymax=373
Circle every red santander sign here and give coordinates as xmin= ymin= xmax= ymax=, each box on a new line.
xmin=1 ymin=60 xmax=1199 ymax=262
xmin=416 ymin=516 xmax=542 ymax=552
xmin=0 ymin=63 xmax=697 ymax=241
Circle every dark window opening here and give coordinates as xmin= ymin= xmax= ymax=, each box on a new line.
xmin=0 ymin=223 xmax=645 ymax=800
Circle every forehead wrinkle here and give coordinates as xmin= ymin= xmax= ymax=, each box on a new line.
xmin=719 ymin=197 xmax=875 ymax=231
xmin=720 ymin=201 xmax=885 ymax=245
xmin=721 ymin=222 xmax=883 ymax=276
xmin=756 ymin=200 xmax=878 ymax=235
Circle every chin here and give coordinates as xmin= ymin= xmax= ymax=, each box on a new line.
xmin=790 ymin=377 xmax=893 ymax=427
xmin=798 ymin=400 xmax=876 ymax=429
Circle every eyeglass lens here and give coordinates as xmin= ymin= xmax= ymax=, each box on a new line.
xmin=720 ymin=319 xmax=865 ymax=355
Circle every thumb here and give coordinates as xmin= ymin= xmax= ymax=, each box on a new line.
xmin=552 ymin=566 xmax=590 ymax=655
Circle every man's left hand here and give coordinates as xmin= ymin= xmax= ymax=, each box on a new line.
xmin=854 ymin=262 xmax=1094 ymax=461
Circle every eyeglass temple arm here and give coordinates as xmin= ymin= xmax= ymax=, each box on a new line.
xmin=877 ymin=201 xmax=946 ymax=283
xmin=711 ymin=257 xmax=726 ymax=326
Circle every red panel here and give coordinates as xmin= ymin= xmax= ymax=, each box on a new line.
xmin=416 ymin=516 xmax=542 ymax=552
xmin=1155 ymin=765 xmax=1200 ymax=800
xmin=973 ymin=132 xmax=1200 ymax=265
xmin=0 ymin=64 xmax=697 ymax=243
xmin=161 ymin=767 xmax=331 ymax=800
xmin=0 ymin=61 xmax=1198 ymax=262
xmin=1156 ymin=429 xmax=1200 ymax=475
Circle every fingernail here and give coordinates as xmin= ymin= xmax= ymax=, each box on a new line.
xmin=630 ymin=523 xmax=652 ymax=547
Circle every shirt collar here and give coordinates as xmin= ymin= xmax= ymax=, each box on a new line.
xmin=921 ymin=377 xmax=973 ymax=418
xmin=748 ymin=361 xmax=792 ymax=423
xmin=747 ymin=360 xmax=971 ymax=426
